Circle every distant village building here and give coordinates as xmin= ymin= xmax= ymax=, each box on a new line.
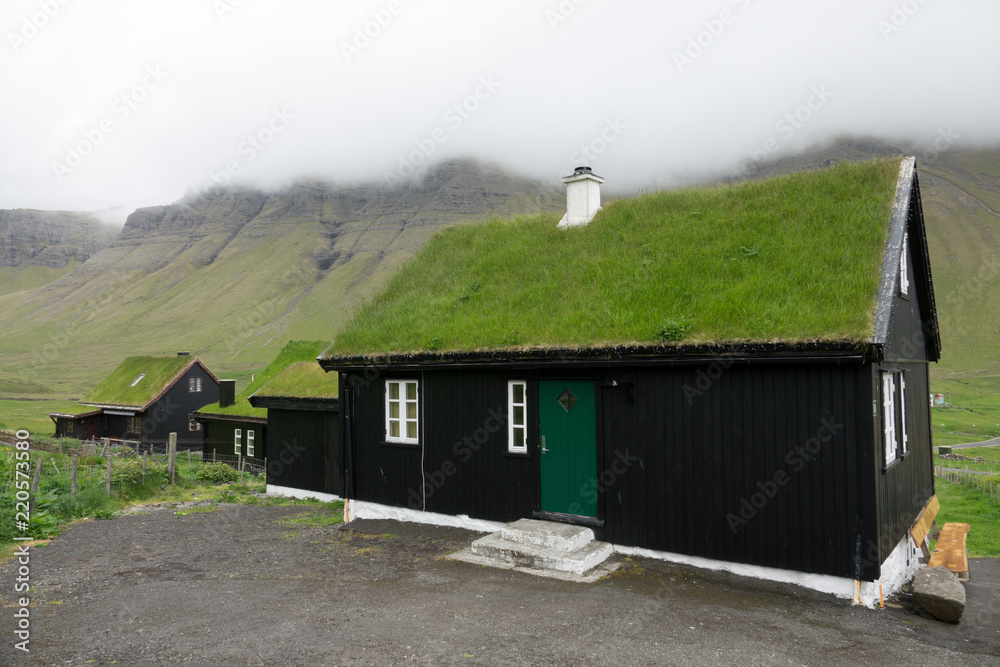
xmin=51 ymin=353 xmax=219 ymax=449
xmin=194 ymin=379 xmax=267 ymax=466
xmin=313 ymin=157 xmax=941 ymax=606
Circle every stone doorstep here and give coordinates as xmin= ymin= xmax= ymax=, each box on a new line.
xmin=499 ymin=518 xmax=595 ymax=552
xmin=469 ymin=532 xmax=614 ymax=576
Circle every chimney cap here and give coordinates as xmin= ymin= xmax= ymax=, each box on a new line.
xmin=562 ymin=166 xmax=604 ymax=185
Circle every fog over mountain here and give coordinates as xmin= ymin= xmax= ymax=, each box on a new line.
xmin=2 ymin=0 xmax=999 ymax=218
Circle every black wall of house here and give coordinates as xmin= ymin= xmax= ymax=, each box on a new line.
xmin=202 ymin=420 xmax=266 ymax=461
xmin=872 ymin=231 xmax=936 ymax=568
xmin=343 ymin=361 xmax=881 ymax=580
xmin=267 ymin=407 xmax=342 ymax=496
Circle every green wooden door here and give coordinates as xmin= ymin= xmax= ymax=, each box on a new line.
xmin=539 ymin=380 xmax=598 ymax=518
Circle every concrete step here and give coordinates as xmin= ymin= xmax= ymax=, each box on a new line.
xmin=470 ymin=531 xmax=614 ymax=576
xmin=499 ymin=518 xmax=595 ymax=552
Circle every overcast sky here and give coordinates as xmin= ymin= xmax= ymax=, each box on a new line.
xmin=2 ymin=0 xmax=998 ymax=221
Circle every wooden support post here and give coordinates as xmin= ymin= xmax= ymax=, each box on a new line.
xmin=142 ymin=453 xmax=148 ymax=486
xmin=29 ymin=459 xmax=43 ymax=513
xmin=168 ymin=433 xmax=177 ymax=484
xmin=106 ymin=452 xmax=112 ymax=497
xmin=264 ymin=457 xmax=268 ymax=482
xmin=71 ymin=454 xmax=78 ymax=500
xmin=240 ymin=455 xmax=245 ymax=484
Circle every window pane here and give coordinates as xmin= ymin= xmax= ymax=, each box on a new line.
xmin=389 ymin=382 xmax=399 ymax=400
xmin=406 ymin=381 xmax=417 ymax=399
xmin=406 ymin=421 xmax=417 ymax=439
xmin=513 ymin=383 xmax=524 ymax=403
xmin=390 ymin=422 xmax=400 ymax=438
xmin=389 ymin=402 xmax=399 ymax=419
xmin=514 ymin=426 xmax=524 ymax=448
xmin=514 ymin=405 xmax=524 ymax=426
xmin=406 ymin=401 xmax=417 ymax=420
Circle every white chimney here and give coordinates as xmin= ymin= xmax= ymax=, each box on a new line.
xmin=558 ymin=166 xmax=604 ymax=228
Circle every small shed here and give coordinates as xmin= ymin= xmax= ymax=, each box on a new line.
xmin=318 ymin=157 xmax=941 ymax=605
xmin=51 ymin=354 xmax=220 ymax=449
xmin=249 ymin=361 xmax=341 ymax=501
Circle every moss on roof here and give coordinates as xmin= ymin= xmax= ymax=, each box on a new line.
xmin=196 ymin=340 xmax=328 ymax=418
xmin=253 ymin=361 xmax=339 ymax=400
xmin=323 ymin=158 xmax=902 ymax=358
xmin=82 ymin=356 xmax=194 ymax=408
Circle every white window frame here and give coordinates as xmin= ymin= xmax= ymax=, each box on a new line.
xmin=900 ymin=232 xmax=909 ymax=296
xmin=188 ymin=415 xmax=201 ymax=432
xmin=189 ymin=376 xmax=202 ymax=393
xmin=247 ymin=429 xmax=255 ymax=457
xmin=508 ymin=380 xmax=528 ymax=453
xmin=882 ymin=370 xmax=908 ymax=466
xmin=385 ymin=379 xmax=419 ymax=444
xmin=234 ymin=428 xmax=242 ymax=455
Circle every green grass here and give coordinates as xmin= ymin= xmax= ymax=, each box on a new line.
xmin=0 ymin=399 xmax=84 ymax=435
xmin=197 ymin=340 xmax=329 ymax=417
xmin=83 ymin=356 xmax=194 ymax=407
xmin=253 ymin=360 xmax=338 ymax=399
xmin=933 ymin=476 xmax=1000 ymax=557
xmin=326 ymin=159 xmax=900 ymax=357
xmin=928 ymin=375 xmax=1000 ymax=446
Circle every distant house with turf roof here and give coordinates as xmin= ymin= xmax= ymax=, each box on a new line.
xmin=193 ymin=379 xmax=267 ymax=466
xmin=248 ymin=361 xmax=341 ymax=501
xmin=318 ymin=157 xmax=941 ymax=606
xmin=50 ymin=353 xmax=219 ymax=449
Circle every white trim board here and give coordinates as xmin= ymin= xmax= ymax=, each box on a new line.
xmin=266 ymin=484 xmax=341 ymax=504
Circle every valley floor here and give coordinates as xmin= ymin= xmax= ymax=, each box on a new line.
xmin=0 ymin=507 xmax=996 ymax=665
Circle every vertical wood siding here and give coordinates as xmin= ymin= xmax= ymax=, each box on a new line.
xmin=266 ymin=408 xmax=342 ymax=496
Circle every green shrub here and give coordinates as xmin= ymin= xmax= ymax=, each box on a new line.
xmin=655 ymin=318 xmax=692 ymax=342
xmin=196 ymin=462 xmax=239 ymax=484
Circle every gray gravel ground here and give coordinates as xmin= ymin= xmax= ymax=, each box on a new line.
xmin=0 ymin=503 xmax=997 ymax=665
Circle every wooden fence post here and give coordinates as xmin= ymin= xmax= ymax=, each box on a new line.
xmin=239 ymin=455 xmax=245 ymax=484
xmin=142 ymin=453 xmax=148 ymax=485
xmin=105 ymin=452 xmax=112 ymax=497
xmin=71 ymin=454 xmax=78 ymax=500
xmin=168 ymin=433 xmax=177 ymax=484
xmin=29 ymin=459 xmax=43 ymax=513
xmin=212 ymin=450 xmax=216 ymax=464
xmin=187 ymin=450 xmax=191 ymax=469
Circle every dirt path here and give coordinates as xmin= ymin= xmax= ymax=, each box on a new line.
xmin=1 ymin=504 xmax=997 ymax=665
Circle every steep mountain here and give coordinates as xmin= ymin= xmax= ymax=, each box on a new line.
xmin=0 ymin=210 xmax=116 ymax=296
xmin=0 ymin=160 xmax=564 ymax=396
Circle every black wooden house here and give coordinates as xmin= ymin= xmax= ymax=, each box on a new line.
xmin=318 ymin=158 xmax=940 ymax=604
xmin=195 ymin=379 xmax=268 ymax=466
xmin=51 ymin=354 xmax=220 ymax=449
xmin=248 ymin=361 xmax=342 ymax=501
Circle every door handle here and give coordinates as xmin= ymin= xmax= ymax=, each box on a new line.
xmin=541 ymin=435 xmax=548 ymax=454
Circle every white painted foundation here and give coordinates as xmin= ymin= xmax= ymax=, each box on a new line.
xmin=341 ymin=499 xmax=924 ymax=607
xmin=344 ymin=499 xmax=505 ymax=533
xmin=266 ymin=484 xmax=341 ymax=504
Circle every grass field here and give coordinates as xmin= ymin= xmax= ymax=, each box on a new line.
xmin=933 ymin=476 xmax=1000 ymax=557
xmin=933 ymin=446 xmax=1000 ymax=474
xmin=0 ymin=399 xmax=82 ymax=435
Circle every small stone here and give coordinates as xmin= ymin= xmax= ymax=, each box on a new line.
xmin=911 ymin=566 xmax=965 ymax=623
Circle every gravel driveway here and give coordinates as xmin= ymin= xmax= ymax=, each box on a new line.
xmin=1 ymin=503 xmax=997 ymax=665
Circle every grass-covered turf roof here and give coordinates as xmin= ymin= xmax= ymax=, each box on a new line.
xmin=252 ymin=361 xmax=339 ymax=400
xmin=323 ymin=158 xmax=903 ymax=359
xmin=82 ymin=356 xmax=195 ymax=408
xmin=197 ymin=340 xmax=329 ymax=418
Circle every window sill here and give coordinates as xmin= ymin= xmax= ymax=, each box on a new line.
xmin=882 ymin=453 xmax=905 ymax=474
xmin=381 ymin=440 xmax=420 ymax=449
xmin=503 ymin=450 xmax=531 ymax=459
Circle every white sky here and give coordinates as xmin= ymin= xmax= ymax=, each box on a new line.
xmin=2 ymin=0 xmax=998 ymax=221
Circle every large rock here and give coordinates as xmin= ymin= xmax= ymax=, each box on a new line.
xmin=912 ymin=566 xmax=966 ymax=623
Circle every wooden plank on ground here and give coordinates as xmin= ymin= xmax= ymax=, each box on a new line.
xmin=929 ymin=522 xmax=970 ymax=580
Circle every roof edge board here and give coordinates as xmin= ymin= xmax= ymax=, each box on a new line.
xmin=870 ymin=156 xmax=915 ymax=346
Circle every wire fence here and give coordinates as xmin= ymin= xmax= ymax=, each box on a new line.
xmin=934 ymin=465 xmax=1000 ymax=502
xmin=0 ymin=430 xmax=266 ymax=503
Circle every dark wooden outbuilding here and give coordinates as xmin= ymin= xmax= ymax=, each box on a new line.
xmin=248 ymin=361 xmax=342 ymax=499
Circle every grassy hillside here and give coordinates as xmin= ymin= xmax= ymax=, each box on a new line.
xmin=327 ymin=159 xmax=900 ymax=356
xmin=0 ymin=161 xmax=564 ymax=399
